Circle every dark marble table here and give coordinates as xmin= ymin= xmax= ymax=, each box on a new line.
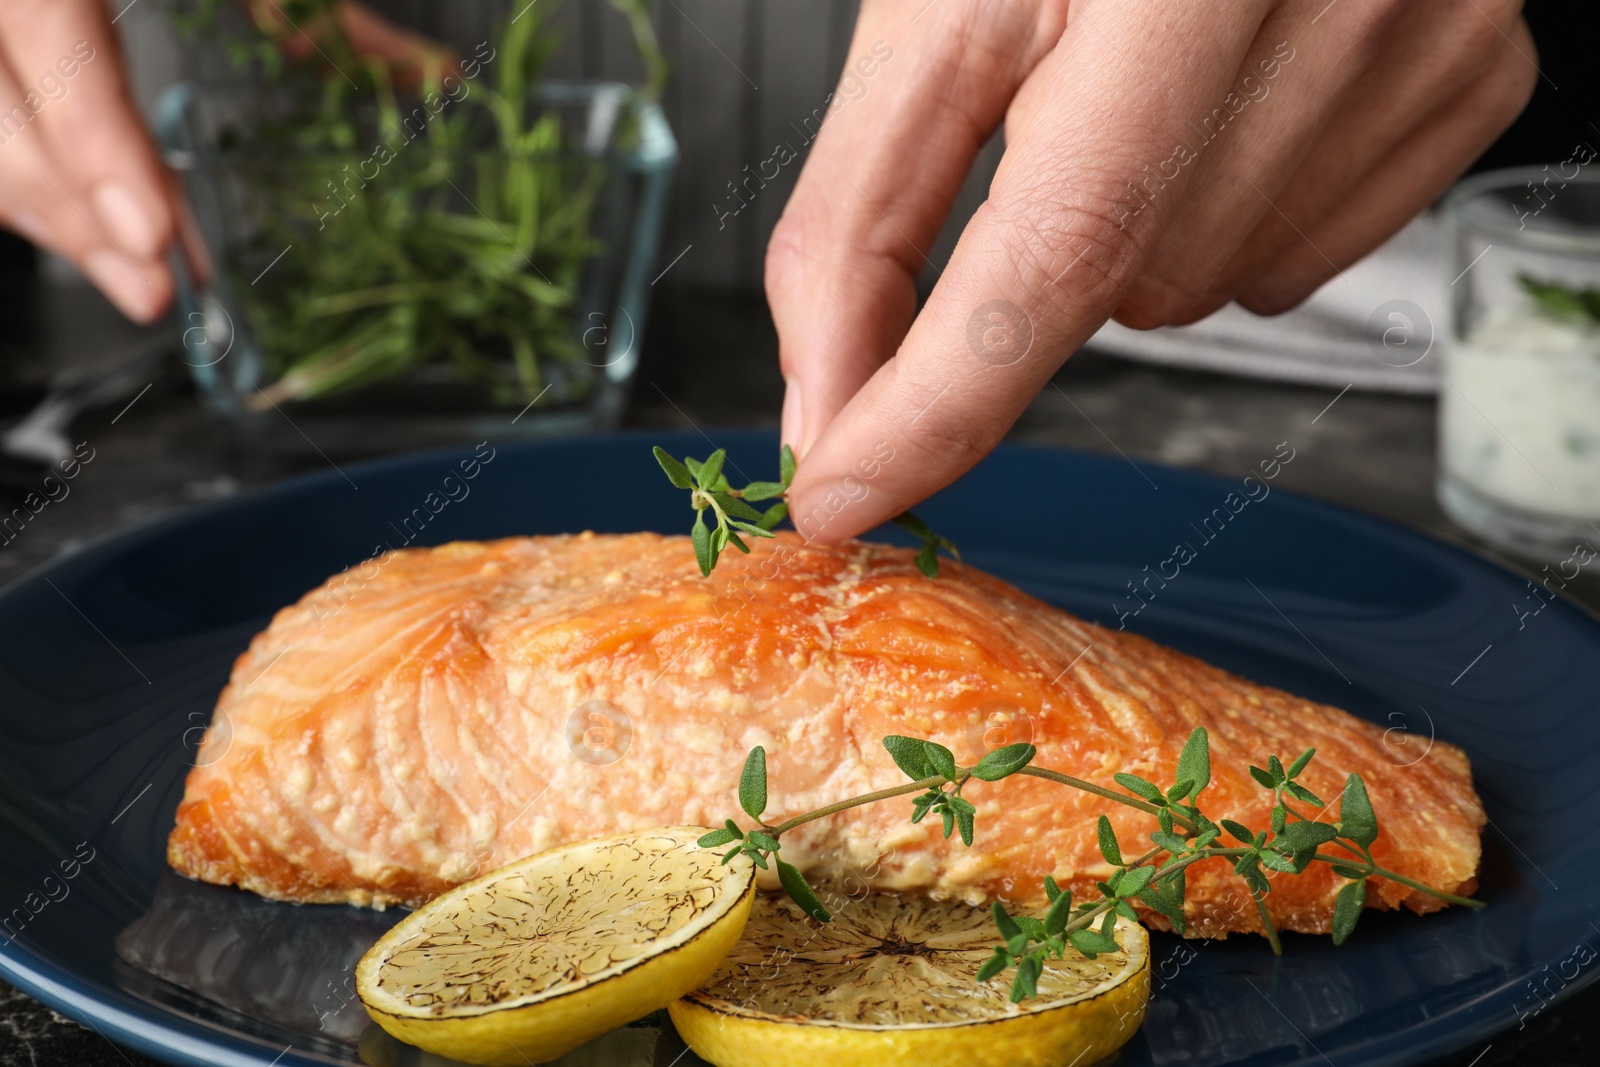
xmin=0 ymin=279 xmax=1594 ymax=1067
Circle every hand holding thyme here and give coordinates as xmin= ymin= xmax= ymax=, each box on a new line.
xmin=653 ymin=444 xmax=957 ymax=576
xmin=699 ymin=728 xmax=1481 ymax=1004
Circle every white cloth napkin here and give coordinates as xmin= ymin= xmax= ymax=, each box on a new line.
xmin=1085 ymin=211 xmax=1448 ymax=395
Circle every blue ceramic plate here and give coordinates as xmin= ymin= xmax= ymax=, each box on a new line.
xmin=1 ymin=431 xmax=1596 ymax=1067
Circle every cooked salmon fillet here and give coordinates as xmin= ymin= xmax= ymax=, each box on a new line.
xmin=169 ymin=533 xmax=1483 ymax=938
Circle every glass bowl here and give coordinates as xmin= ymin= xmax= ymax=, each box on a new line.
xmin=1439 ymin=164 xmax=1600 ymax=562
xmin=156 ymin=80 xmax=677 ymax=457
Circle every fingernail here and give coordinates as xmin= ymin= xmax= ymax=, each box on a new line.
xmin=782 ymin=381 xmax=804 ymax=456
xmin=83 ymin=251 xmax=159 ymax=322
xmin=92 ymin=182 xmax=161 ymax=260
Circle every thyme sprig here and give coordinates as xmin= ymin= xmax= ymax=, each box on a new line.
xmin=702 ymin=727 xmax=1481 ymax=1003
xmin=652 ymin=446 xmax=791 ymax=577
xmin=653 ymin=444 xmax=958 ymax=576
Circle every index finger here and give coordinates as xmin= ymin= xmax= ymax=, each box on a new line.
xmin=0 ymin=0 xmax=175 ymax=319
xmin=0 ymin=0 xmax=175 ymax=262
xmin=784 ymin=0 xmax=1270 ymax=542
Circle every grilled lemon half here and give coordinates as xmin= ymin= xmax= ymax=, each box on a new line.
xmin=669 ymin=891 xmax=1150 ymax=1067
xmin=356 ymin=827 xmax=756 ymax=1066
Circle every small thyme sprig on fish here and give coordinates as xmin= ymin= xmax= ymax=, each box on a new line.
xmin=653 ymin=444 xmax=958 ymax=577
xmin=701 ymin=728 xmax=1482 ymax=1003
xmin=652 ymin=446 xmax=790 ymax=576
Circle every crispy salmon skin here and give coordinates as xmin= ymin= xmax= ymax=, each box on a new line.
xmin=168 ymin=532 xmax=1483 ymax=937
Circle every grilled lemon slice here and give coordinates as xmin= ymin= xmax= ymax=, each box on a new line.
xmin=669 ymin=891 xmax=1149 ymax=1067
xmin=356 ymin=827 xmax=756 ymax=1066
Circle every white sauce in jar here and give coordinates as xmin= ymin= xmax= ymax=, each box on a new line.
xmin=1441 ymin=307 xmax=1600 ymax=518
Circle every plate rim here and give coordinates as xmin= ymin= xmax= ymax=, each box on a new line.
xmin=2 ymin=428 xmax=1597 ymax=1067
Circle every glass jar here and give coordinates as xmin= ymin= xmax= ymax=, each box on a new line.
xmin=156 ymin=81 xmax=676 ymax=458
xmin=1439 ymin=163 xmax=1600 ymax=562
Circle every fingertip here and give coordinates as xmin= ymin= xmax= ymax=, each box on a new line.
xmin=784 ymin=486 xmax=844 ymax=546
xmin=1236 ymin=275 xmax=1319 ymax=318
xmin=92 ymin=180 xmax=171 ymax=262
xmin=82 ymin=250 xmax=170 ymax=323
xmin=785 ymin=455 xmax=907 ymax=547
xmin=6 ymin=209 xmax=53 ymax=251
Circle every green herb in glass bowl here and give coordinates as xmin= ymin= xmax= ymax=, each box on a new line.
xmin=165 ymin=0 xmax=670 ymax=424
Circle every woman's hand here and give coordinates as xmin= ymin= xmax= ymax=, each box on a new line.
xmin=0 ymin=0 xmax=176 ymax=321
xmin=771 ymin=0 xmax=1535 ymax=541
xmin=0 ymin=0 xmax=442 ymax=323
